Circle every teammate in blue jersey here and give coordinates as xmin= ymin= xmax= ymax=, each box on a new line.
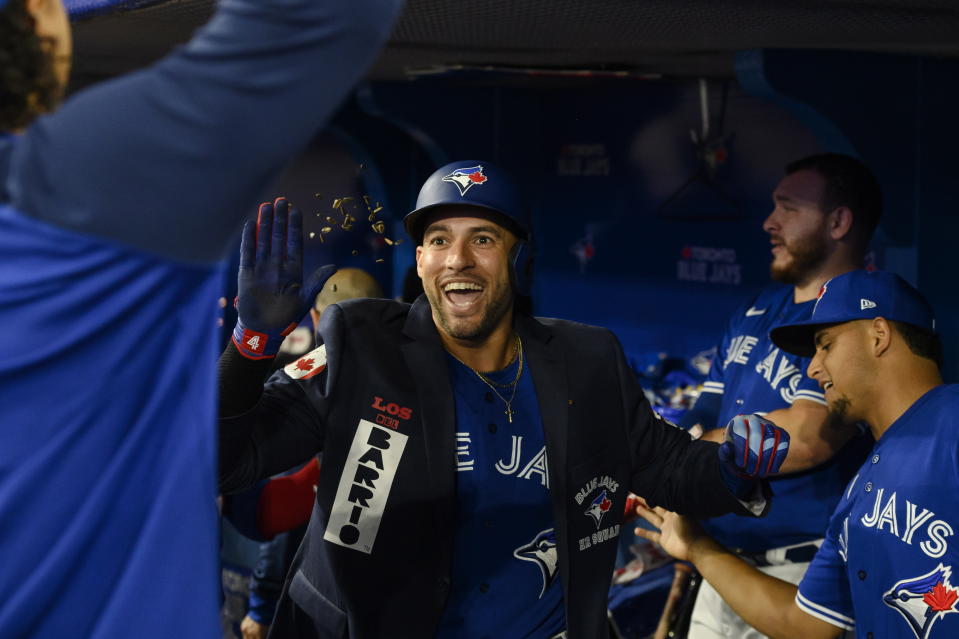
xmin=672 ymin=153 xmax=881 ymax=637
xmin=637 ymin=269 xmax=953 ymax=639
xmin=217 ymin=161 xmax=792 ymax=638
xmin=0 ymin=0 xmax=402 ymax=636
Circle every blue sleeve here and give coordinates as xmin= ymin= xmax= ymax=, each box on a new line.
xmin=678 ymin=387 xmax=722 ymax=431
xmin=795 ymin=514 xmax=856 ymax=631
xmin=683 ymin=312 xmax=741 ymax=430
xmin=8 ymin=0 xmax=403 ymax=263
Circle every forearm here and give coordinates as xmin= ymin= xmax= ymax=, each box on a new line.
xmin=638 ymin=437 xmax=754 ymax=518
xmin=219 ymin=342 xmax=274 ymax=417
xmin=763 ymin=401 xmax=852 ymax=473
xmin=688 ymin=538 xmax=838 ymax=639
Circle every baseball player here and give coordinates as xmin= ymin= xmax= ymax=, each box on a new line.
xmin=0 ymin=0 xmax=402 ymax=636
xmin=217 ymin=161 xmax=793 ymax=639
xmin=676 ymin=154 xmax=880 ymax=637
xmin=638 ymin=269 xmax=953 ymax=639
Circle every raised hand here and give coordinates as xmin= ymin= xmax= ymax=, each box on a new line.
xmin=232 ymin=198 xmax=335 ymax=359
xmin=717 ymin=413 xmax=790 ymax=498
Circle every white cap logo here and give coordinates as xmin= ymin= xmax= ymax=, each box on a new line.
xmin=861 ymin=298 xmax=877 ymax=310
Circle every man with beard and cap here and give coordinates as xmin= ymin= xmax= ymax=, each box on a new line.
xmin=216 ymin=161 xmax=793 ymax=639
xmin=636 ymin=269 xmax=954 ymax=639
xmin=0 ymin=0 xmax=402 ymax=634
xmin=669 ymin=153 xmax=882 ymax=638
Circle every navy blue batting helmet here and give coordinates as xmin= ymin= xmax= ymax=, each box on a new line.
xmin=405 ymin=161 xmax=534 ymax=295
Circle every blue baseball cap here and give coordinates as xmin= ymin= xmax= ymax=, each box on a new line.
xmin=404 ymin=161 xmax=530 ymax=243
xmin=770 ymin=269 xmax=936 ymax=358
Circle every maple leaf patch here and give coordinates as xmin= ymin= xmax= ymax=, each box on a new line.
xmin=283 ymin=345 xmax=327 ymax=381
xmin=924 ymin=582 xmax=959 ymax=613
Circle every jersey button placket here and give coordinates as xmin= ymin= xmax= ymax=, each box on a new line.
xmin=858 ymin=570 xmax=867 ymax=580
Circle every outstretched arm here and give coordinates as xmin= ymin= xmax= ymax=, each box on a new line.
xmin=219 ymin=199 xmax=334 ymax=492
xmin=634 ymin=504 xmax=842 ymax=639
xmin=701 ymin=400 xmax=853 ymax=474
xmin=12 ymin=0 xmax=404 ymax=262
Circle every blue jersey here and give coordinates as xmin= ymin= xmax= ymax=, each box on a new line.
xmin=699 ymin=285 xmax=865 ymax=551
xmin=437 ymin=352 xmax=566 ymax=638
xmin=797 ymin=385 xmax=959 ymax=638
xmin=0 ymin=0 xmax=400 ymax=635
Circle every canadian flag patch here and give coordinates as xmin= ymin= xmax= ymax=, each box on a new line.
xmin=283 ymin=344 xmax=328 ymax=380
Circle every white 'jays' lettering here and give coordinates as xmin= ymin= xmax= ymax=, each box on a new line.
xmin=496 ymin=435 xmax=549 ymax=487
xmin=860 ymin=488 xmax=954 ymax=559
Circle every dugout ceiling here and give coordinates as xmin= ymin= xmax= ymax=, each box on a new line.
xmin=69 ymin=0 xmax=959 ymax=84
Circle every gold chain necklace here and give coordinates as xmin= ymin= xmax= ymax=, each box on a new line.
xmin=449 ymin=335 xmax=524 ymax=423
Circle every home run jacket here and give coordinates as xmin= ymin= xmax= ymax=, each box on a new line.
xmin=219 ymin=296 xmax=762 ymax=638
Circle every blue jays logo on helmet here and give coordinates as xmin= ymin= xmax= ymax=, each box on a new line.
xmin=883 ymin=563 xmax=959 ymax=639
xmin=441 ymin=165 xmax=488 ymax=196
xmin=585 ymin=489 xmax=612 ymax=530
xmin=513 ymin=528 xmax=558 ymax=598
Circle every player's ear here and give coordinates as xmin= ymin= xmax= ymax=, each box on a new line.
xmin=828 ymin=206 xmax=854 ymax=241
xmin=415 ymin=245 xmax=425 ymax=277
xmin=871 ymin=317 xmax=892 ymax=357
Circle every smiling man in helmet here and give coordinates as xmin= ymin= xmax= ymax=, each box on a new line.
xmin=217 ymin=161 xmax=792 ymax=638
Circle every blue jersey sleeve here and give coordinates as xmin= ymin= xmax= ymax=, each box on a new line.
xmin=795 ymin=512 xmax=856 ymax=631
xmin=8 ymin=0 xmax=403 ymax=263
xmin=687 ymin=301 xmax=748 ymax=430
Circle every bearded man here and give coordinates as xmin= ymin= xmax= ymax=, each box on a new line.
xmin=217 ymin=161 xmax=791 ymax=639
xmin=673 ymin=153 xmax=884 ymax=639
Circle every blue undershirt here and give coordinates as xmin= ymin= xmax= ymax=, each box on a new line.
xmin=436 ymin=348 xmax=566 ymax=639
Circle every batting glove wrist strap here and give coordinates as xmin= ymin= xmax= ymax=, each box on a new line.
xmin=231 ymin=318 xmax=296 ymax=360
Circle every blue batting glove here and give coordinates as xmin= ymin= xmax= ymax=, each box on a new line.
xmin=717 ymin=414 xmax=790 ymax=498
xmin=232 ymin=198 xmax=336 ymax=359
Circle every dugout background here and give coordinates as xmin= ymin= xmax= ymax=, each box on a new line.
xmin=66 ymin=0 xmax=959 ymax=381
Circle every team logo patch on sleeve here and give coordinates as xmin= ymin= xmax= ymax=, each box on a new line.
xmin=323 ymin=419 xmax=408 ymax=554
xmin=883 ymin=563 xmax=959 ymax=639
xmin=575 ymin=475 xmax=621 ymax=551
xmin=283 ymin=345 xmax=327 ymax=380
xmin=514 ymin=528 xmax=558 ymax=598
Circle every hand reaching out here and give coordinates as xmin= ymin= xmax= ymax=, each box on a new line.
xmin=633 ymin=500 xmax=706 ymax=563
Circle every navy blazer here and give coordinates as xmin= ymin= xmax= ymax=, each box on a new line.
xmin=219 ymin=296 xmax=756 ymax=639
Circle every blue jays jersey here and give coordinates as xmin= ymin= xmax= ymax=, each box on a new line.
xmin=436 ymin=353 xmax=566 ymax=638
xmin=700 ymin=285 xmax=865 ymax=551
xmin=797 ymin=385 xmax=959 ymax=638
xmin=0 ymin=0 xmax=400 ymax=635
